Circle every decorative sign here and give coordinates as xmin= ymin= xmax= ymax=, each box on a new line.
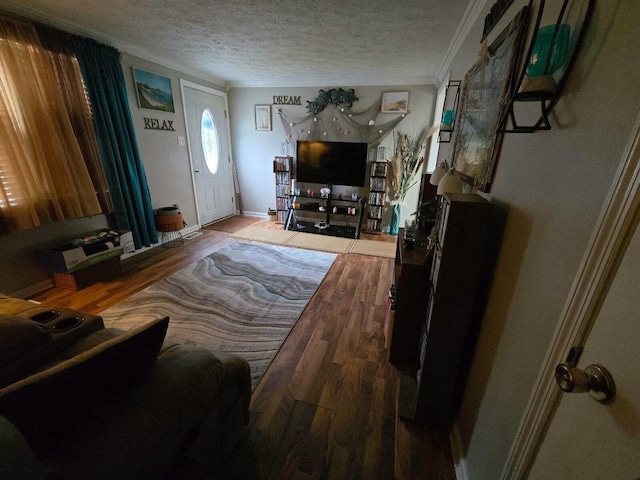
xmin=143 ymin=117 xmax=175 ymax=131
xmin=272 ymin=95 xmax=301 ymax=105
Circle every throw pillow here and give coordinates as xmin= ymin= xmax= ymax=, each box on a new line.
xmin=0 ymin=316 xmax=169 ymax=454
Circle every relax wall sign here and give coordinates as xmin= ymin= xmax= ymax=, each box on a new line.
xmin=143 ymin=117 xmax=175 ymax=131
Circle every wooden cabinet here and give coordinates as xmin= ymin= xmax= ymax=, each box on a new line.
xmin=367 ymin=161 xmax=388 ymax=233
xmin=397 ymin=193 xmax=494 ymax=432
xmin=388 ymin=231 xmax=433 ymax=371
xmin=273 ymin=156 xmax=292 ymax=223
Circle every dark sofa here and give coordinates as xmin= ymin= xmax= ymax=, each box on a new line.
xmin=0 ymin=294 xmax=251 ymax=480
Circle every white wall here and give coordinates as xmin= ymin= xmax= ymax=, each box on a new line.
xmin=445 ymin=0 xmax=640 ymax=478
xmin=228 ymin=85 xmax=437 ymax=229
xmin=119 ymin=54 xmax=226 ymax=229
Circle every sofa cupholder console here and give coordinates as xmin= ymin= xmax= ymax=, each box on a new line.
xmin=30 ymin=309 xmax=93 ymax=335
xmin=30 ymin=310 xmax=62 ymax=324
xmin=50 ymin=316 xmax=85 ymax=333
xmin=26 ymin=307 xmax=105 ymax=350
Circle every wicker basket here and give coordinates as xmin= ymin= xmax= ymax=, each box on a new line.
xmin=53 ymin=256 xmax=122 ymax=290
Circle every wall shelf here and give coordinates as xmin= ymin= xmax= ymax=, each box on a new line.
xmin=501 ymin=0 xmax=595 ymax=133
xmin=438 ymin=80 xmax=461 ymax=143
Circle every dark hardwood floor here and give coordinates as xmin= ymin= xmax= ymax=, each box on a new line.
xmin=32 ymin=217 xmax=455 ymax=480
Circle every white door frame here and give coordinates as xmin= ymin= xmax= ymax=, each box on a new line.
xmin=500 ymin=111 xmax=640 ymax=478
xmin=180 ymin=79 xmax=238 ymax=228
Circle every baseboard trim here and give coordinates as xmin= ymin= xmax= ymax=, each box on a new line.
xmin=450 ymin=421 xmax=470 ymax=480
xmin=10 ymin=279 xmax=54 ymax=299
xmin=241 ymin=211 xmax=269 ymax=218
xmin=121 ymin=225 xmax=200 ymax=261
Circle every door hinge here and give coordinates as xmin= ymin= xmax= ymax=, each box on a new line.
xmin=225 ymin=110 xmax=227 ymax=118
xmin=231 ymin=196 xmax=234 ymax=203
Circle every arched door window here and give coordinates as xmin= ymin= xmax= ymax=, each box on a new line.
xmin=201 ymin=109 xmax=219 ymax=174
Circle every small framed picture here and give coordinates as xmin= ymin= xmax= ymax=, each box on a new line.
xmin=132 ymin=68 xmax=175 ymax=113
xmin=380 ymin=91 xmax=409 ymax=113
xmin=377 ymin=145 xmax=387 ymax=161
xmin=255 ymin=104 xmax=272 ymax=131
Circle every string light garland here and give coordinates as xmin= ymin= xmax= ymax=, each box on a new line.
xmin=277 ymin=99 xmax=408 ymax=148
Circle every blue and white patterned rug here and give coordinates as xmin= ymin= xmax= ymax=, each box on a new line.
xmin=100 ymin=241 xmax=337 ymax=388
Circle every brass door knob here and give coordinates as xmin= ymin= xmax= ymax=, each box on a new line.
xmin=554 ymin=364 xmax=616 ymax=404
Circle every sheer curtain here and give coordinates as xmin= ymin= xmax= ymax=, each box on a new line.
xmin=0 ymin=16 xmax=109 ymax=233
xmin=75 ymin=38 xmax=158 ymax=249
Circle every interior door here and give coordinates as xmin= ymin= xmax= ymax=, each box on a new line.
xmin=183 ymin=86 xmax=234 ymax=226
xmin=529 ymin=219 xmax=640 ymax=479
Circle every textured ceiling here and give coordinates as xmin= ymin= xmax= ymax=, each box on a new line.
xmin=0 ymin=0 xmax=472 ymax=88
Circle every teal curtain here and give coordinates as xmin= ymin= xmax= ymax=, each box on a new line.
xmin=74 ymin=38 xmax=157 ymax=249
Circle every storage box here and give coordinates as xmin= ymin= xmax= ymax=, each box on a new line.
xmin=53 ymin=256 xmax=123 ymax=290
xmin=36 ymin=229 xmax=133 ymax=273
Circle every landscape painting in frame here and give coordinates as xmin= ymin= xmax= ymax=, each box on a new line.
xmin=452 ymin=7 xmax=528 ymax=191
xmin=132 ymin=68 xmax=175 ymax=113
xmin=380 ymin=91 xmax=409 ymax=113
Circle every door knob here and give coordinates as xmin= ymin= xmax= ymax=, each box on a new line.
xmin=195 ymin=169 xmax=201 ymax=173
xmin=554 ymin=364 xmax=616 ymax=404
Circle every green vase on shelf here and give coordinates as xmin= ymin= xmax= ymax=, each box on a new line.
xmin=390 ymin=204 xmax=401 ymax=235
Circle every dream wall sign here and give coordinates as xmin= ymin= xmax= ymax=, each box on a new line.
xmin=273 ymin=95 xmax=301 ymax=105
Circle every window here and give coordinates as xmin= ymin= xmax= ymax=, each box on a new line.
xmin=201 ymin=109 xmax=220 ymax=175
xmin=0 ymin=18 xmax=111 ymax=233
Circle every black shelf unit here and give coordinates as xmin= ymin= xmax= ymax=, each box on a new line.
xmin=273 ymin=156 xmax=292 ymax=223
xmin=367 ymin=161 xmax=388 ymax=234
xmin=285 ymin=192 xmax=366 ymax=239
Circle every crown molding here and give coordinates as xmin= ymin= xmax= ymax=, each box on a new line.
xmin=0 ymin=3 xmax=229 ymax=90
xmin=435 ymin=0 xmax=489 ymax=87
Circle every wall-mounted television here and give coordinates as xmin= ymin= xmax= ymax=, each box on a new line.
xmin=295 ymin=141 xmax=368 ymax=187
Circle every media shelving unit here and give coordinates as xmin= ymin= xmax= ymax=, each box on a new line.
xmin=273 ymin=156 xmax=292 ymax=223
xmin=284 ymin=190 xmax=366 ymax=239
xmin=392 ymin=193 xmax=494 ymax=431
xmin=367 ymin=161 xmax=388 ymax=233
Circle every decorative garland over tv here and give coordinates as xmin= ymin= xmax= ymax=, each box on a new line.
xmin=295 ymin=141 xmax=368 ymax=187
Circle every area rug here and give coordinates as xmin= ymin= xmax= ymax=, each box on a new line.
xmin=229 ymin=224 xmax=297 ymax=245
xmin=100 ymin=241 xmax=337 ymax=388
xmin=284 ymin=232 xmax=353 ymax=253
xmin=347 ymin=239 xmax=396 ymax=258
xmin=229 ymin=225 xmax=396 ymax=258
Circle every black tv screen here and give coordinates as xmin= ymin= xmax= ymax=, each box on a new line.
xmin=296 ymin=141 xmax=368 ymax=187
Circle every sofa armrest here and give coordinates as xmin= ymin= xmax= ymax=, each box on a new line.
xmin=0 ymin=416 xmax=47 ymax=480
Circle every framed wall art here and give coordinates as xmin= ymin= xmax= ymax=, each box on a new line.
xmin=452 ymin=7 xmax=529 ymax=191
xmin=255 ymin=104 xmax=272 ymax=131
xmin=380 ymin=91 xmax=409 ymax=113
xmin=132 ymin=68 xmax=175 ymax=113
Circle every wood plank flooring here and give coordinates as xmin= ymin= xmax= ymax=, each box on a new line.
xmin=32 ymin=218 xmax=455 ymax=480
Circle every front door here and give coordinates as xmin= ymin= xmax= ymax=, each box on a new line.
xmin=183 ymin=85 xmax=234 ymax=226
